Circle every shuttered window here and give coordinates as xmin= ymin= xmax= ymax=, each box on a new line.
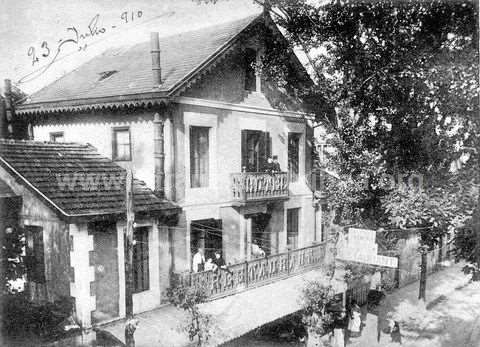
xmin=287 ymin=208 xmax=299 ymax=250
xmin=288 ymin=133 xmax=300 ymax=182
xmin=241 ymin=130 xmax=271 ymax=172
xmin=133 ymin=227 xmax=149 ymax=293
xmin=25 ymin=226 xmax=45 ymax=284
xmin=190 ymin=126 xmax=210 ymax=188
xmin=112 ymin=127 xmax=131 ymax=161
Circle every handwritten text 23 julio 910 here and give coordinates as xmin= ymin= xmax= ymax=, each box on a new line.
xmin=20 ymin=11 xmax=143 ymax=83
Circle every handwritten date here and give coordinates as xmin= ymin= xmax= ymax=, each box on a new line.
xmin=27 ymin=11 xmax=143 ymax=67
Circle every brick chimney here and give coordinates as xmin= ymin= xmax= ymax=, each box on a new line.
xmin=150 ymin=32 xmax=161 ymax=87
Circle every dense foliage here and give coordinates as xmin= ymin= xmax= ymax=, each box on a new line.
xmin=2 ymin=293 xmax=74 ymax=338
xmin=167 ymin=282 xmax=211 ymax=347
xmin=1 ymin=225 xmax=25 ymax=294
xmin=258 ymin=0 xmax=479 ymax=262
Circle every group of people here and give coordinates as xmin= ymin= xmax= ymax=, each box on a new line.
xmin=329 ymin=300 xmax=402 ymax=347
xmin=192 ymin=248 xmax=230 ymax=274
xmin=263 ymin=155 xmax=281 ymax=174
xmin=330 ymin=301 xmax=364 ymax=347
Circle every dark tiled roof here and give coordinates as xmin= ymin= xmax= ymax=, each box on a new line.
xmin=0 ymin=140 xmax=178 ymax=218
xmin=22 ymin=15 xmax=260 ymax=107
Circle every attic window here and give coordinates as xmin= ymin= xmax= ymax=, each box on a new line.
xmin=98 ymin=70 xmax=118 ymax=81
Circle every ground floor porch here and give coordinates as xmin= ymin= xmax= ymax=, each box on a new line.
xmin=101 ymin=260 xmax=344 ymax=347
xmin=173 ymin=194 xmax=325 ymax=274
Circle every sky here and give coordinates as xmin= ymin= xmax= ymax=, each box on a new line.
xmin=0 ymin=0 xmax=261 ymax=94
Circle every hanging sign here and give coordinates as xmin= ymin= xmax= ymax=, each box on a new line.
xmin=337 ymin=228 xmax=398 ymax=268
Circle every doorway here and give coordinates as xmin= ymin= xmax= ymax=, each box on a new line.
xmin=90 ymin=221 xmax=119 ymax=323
xmin=190 ymin=219 xmax=223 ymax=262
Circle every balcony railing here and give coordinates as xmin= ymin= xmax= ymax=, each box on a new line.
xmin=231 ymin=171 xmax=289 ymax=203
xmin=175 ymin=243 xmax=327 ymax=300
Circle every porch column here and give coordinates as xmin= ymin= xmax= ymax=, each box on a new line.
xmin=69 ymin=224 xmax=95 ymax=328
xmin=279 ymin=208 xmax=288 ymax=252
xmin=158 ymin=224 xmax=171 ymax=301
xmin=220 ymin=206 xmax=243 ymax=264
xmin=245 ymin=217 xmax=252 ymax=261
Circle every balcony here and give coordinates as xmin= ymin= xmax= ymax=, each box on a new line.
xmin=231 ymin=171 xmax=289 ymax=204
xmin=175 ymin=243 xmax=327 ymax=300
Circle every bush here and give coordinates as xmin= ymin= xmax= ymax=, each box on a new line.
xmin=1 ymin=293 xmax=74 ymax=338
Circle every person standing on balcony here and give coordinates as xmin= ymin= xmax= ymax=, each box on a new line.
xmin=192 ymin=248 xmax=205 ymax=273
xmin=251 ymin=240 xmax=266 ymax=258
xmin=264 ymin=157 xmax=274 ymax=173
xmin=213 ymin=251 xmax=232 ymax=275
xmin=272 ymin=155 xmax=281 ymax=173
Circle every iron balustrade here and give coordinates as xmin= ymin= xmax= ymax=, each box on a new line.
xmin=175 ymin=243 xmax=327 ymax=300
xmin=231 ymin=172 xmax=289 ymax=202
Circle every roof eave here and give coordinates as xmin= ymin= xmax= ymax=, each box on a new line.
xmin=16 ymin=91 xmax=170 ymax=115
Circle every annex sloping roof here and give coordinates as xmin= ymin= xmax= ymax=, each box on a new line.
xmin=18 ymin=14 xmax=261 ymax=111
xmin=0 ymin=140 xmax=179 ymax=219
xmin=0 ymin=178 xmax=17 ymax=198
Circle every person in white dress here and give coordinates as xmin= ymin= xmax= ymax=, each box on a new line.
xmin=192 ymin=248 xmax=205 ymax=273
xmin=347 ymin=302 xmax=362 ymax=338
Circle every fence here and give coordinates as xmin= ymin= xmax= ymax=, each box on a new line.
xmin=398 ymin=243 xmax=454 ymax=288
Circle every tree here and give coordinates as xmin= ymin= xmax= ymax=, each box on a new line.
xmin=382 ymin=177 xmax=478 ymax=299
xmin=300 ymin=281 xmax=336 ymax=347
xmin=257 ymin=0 xmax=479 ymax=287
xmin=167 ymin=283 xmax=211 ymax=347
xmin=1 ymin=225 xmax=25 ymax=294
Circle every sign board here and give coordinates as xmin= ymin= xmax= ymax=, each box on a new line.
xmin=337 ymin=228 xmax=398 ymax=268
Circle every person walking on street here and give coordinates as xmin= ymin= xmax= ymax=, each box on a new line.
xmin=347 ymin=301 xmax=362 ymax=338
xmin=332 ymin=309 xmax=347 ymax=347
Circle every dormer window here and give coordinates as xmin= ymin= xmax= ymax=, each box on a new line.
xmin=98 ymin=70 xmax=118 ymax=82
xmin=244 ymin=48 xmax=257 ymax=92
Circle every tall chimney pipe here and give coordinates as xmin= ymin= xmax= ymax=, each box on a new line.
xmin=153 ymin=113 xmax=165 ymax=198
xmin=150 ymin=32 xmax=161 ymax=87
xmin=0 ymin=95 xmax=5 ymax=139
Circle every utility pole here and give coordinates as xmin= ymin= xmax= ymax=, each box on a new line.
xmin=418 ymin=244 xmax=428 ymax=301
xmin=125 ymin=169 xmax=138 ymax=347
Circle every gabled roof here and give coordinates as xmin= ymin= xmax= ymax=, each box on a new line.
xmin=0 ymin=140 xmax=179 ymax=220
xmin=17 ymin=14 xmax=262 ymax=114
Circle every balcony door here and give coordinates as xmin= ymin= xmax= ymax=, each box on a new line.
xmin=190 ymin=219 xmax=223 ymax=262
xmin=241 ymin=130 xmax=271 ymax=172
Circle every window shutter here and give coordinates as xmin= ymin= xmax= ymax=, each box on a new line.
xmin=265 ymin=132 xmax=272 ymax=159
xmin=258 ymin=132 xmax=266 ymax=172
xmin=241 ymin=130 xmax=248 ymax=172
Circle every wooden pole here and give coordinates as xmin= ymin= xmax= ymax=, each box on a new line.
xmin=125 ymin=169 xmax=137 ymax=347
xmin=418 ymin=245 xmax=428 ymax=301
